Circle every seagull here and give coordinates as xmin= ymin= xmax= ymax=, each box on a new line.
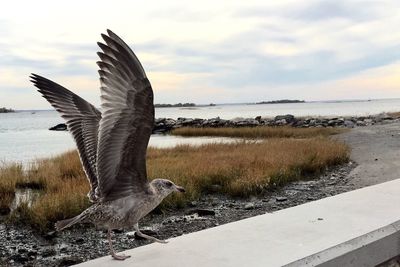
xmin=30 ymin=30 xmax=185 ymax=260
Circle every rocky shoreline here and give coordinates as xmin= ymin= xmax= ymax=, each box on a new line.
xmin=0 ymin=162 xmax=356 ymax=267
xmin=49 ymin=113 xmax=400 ymax=133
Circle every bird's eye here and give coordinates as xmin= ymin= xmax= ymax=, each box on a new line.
xmin=165 ymin=181 xmax=173 ymax=187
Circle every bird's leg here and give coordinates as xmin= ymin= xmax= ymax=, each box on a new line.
xmin=107 ymin=229 xmax=131 ymax=260
xmin=134 ymin=223 xmax=168 ymax=244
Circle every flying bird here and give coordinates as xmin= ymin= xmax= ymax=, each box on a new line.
xmin=30 ymin=30 xmax=185 ymax=260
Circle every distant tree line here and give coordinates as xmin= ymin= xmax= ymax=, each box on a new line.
xmin=155 ymin=103 xmax=196 ymax=108
xmin=0 ymin=107 xmax=15 ymax=113
xmin=255 ymin=99 xmax=305 ymax=104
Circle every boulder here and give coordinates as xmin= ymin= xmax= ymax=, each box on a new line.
xmin=344 ymin=120 xmax=355 ymax=128
xmin=244 ymin=203 xmax=255 ymax=210
xmin=356 ymin=120 xmax=367 ymax=126
xmin=275 ymin=119 xmax=287 ymax=125
xmin=188 ymin=209 xmax=216 ymax=216
xmin=274 ymin=114 xmax=295 ymax=123
xmin=49 ymin=123 xmax=67 ymax=131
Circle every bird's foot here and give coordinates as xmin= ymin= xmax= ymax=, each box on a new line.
xmin=136 ymin=231 xmax=168 ymax=243
xmin=154 ymin=238 xmax=168 ymax=244
xmin=112 ymin=253 xmax=131 ymax=261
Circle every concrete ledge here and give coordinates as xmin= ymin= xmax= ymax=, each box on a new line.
xmin=75 ymin=179 xmax=400 ymax=267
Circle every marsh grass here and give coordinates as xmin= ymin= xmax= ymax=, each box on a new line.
xmin=1 ymin=151 xmax=90 ymax=231
xmin=171 ymin=126 xmax=345 ymax=139
xmin=0 ymin=163 xmax=24 ymax=211
xmin=388 ymin=111 xmax=400 ymax=118
xmin=150 ymin=138 xmax=349 ymax=207
xmin=0 ymin=128 xmax=349 ymax=231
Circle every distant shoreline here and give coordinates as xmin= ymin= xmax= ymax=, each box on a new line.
xmin=155 ymin=103 xmax=196 ymax=108
xmin=0 ymin=107 xmax=14 ymax=113
xmin=254 ymin=99 xmax=305 ymax=105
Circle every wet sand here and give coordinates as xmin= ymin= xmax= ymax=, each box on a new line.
xmin=337 ymin=121 xmax=400 ymax=188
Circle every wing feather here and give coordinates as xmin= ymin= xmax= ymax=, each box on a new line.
xmin=95 ymin=30 xmax=154 ymax=201
xmin=30 ymin=74 xmax=101 ymax=202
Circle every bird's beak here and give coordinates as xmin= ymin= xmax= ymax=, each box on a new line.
xmin=175 ymin=186 xmax=186 ymax=193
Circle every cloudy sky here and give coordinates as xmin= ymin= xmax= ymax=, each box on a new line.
xmin=1 ymin=0 xmax=400 ymax=109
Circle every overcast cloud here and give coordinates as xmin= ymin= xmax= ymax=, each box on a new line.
xmin=1 ymin=0 xmax=400 ymax=109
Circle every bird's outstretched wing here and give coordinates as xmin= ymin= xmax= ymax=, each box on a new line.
xmin=30 ymin=74 xmax=101 ymax=202
xmin=95 ymin=30 xmax=154 ymax=201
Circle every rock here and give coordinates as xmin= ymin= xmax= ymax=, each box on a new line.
xmin=43 ymin=231 xmax=57 ymax=240
xmin=11 ymin=254 xmax=29 ymax=263
xmin=75 ymin=237 xmax=85 ymax=244
xmin=153 ymin=123 xmax=170 ymax=134
xmin=15 ymin=234 xmax=24 ymax=240
xmin=188 ymin=201 xmax=198 ymax=207
xmin=276 ymin=197 xmax=288 ymax=202
xmin=375 ymin=113 xmax=393 ymax=122
xmin=275 ymin=114 xmax=295 ymax=122
xmin=328 ymin=120 xmax=337 ymax=126
xmin=190 ymin=209 xmax=215 ymax=216
xmin=275 ymin=119 xmax=287 ymax=125
xmin=181 ymin=118 xmax=194 ymax=126
xmin=17 ymin=248 xmax=27 ymax=253
xmin=27 ymin=250 xmax=38 ymax=257
xmin=356 ymin=120 xmax=367 ymax=126
xmin=244 ymin=203 xmax=255 ymax=210
xmin=344 ymin=120 xmax=355 ymax=128
xmin=49 ymin=123 xmax=67 ymax=131
xmin=155 ymin=118 xmax=167 ymax=124
xmin=57 ymin=256 xmax=82 ymax=266
xmin=41 ymin=248 xmax=56 ymax=257
xmin=231 ymin=118 xmax=259 ymax=127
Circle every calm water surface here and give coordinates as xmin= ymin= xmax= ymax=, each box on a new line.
xmin=1 ymin=99 xmax=399 ymax=164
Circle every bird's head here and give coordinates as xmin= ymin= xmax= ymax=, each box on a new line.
xmin=150 ymin=178 xmax=185 ymax=197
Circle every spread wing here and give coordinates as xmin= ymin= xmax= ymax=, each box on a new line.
xmin=95 ymin=30 xmax=154 ymax=201
xmin=30 ymin=74 xmax=101 ymax=202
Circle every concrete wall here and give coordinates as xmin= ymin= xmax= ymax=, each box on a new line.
xmin=76 ymin=179 xmax=400 ymax=267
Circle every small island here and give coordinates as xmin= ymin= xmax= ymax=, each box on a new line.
xmin=155 ymin=103 xmax=196 ymax=108
xmin=255 ymin=99 xmax=305 ymax=104
xmin=0 ymin=107 xmax=15 ymax=113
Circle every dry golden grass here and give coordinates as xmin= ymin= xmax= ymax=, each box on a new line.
xmin=0 ymin=163 xmax=24 ymax=211
xmin=171 ymin=126 xmax=345 ymax=139
xmin=2 ymin=151 xmax=90 ymax=231
xmin=388 ymin=111 xmax=400 ymax=118
xmin=149 ymin=138 xmax=349 ymax=207
xmin=0 ymin=128 xmax=349 ymax=231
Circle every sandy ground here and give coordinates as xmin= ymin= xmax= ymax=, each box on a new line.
xmin=337 ymin=121 xmax=400 ymax=188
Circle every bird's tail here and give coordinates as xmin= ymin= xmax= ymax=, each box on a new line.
xmin=55 ymin=213 xmax=84 ymax=231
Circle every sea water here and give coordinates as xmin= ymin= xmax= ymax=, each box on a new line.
xmin=1 ymin=98 xmax=399 ymax=164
